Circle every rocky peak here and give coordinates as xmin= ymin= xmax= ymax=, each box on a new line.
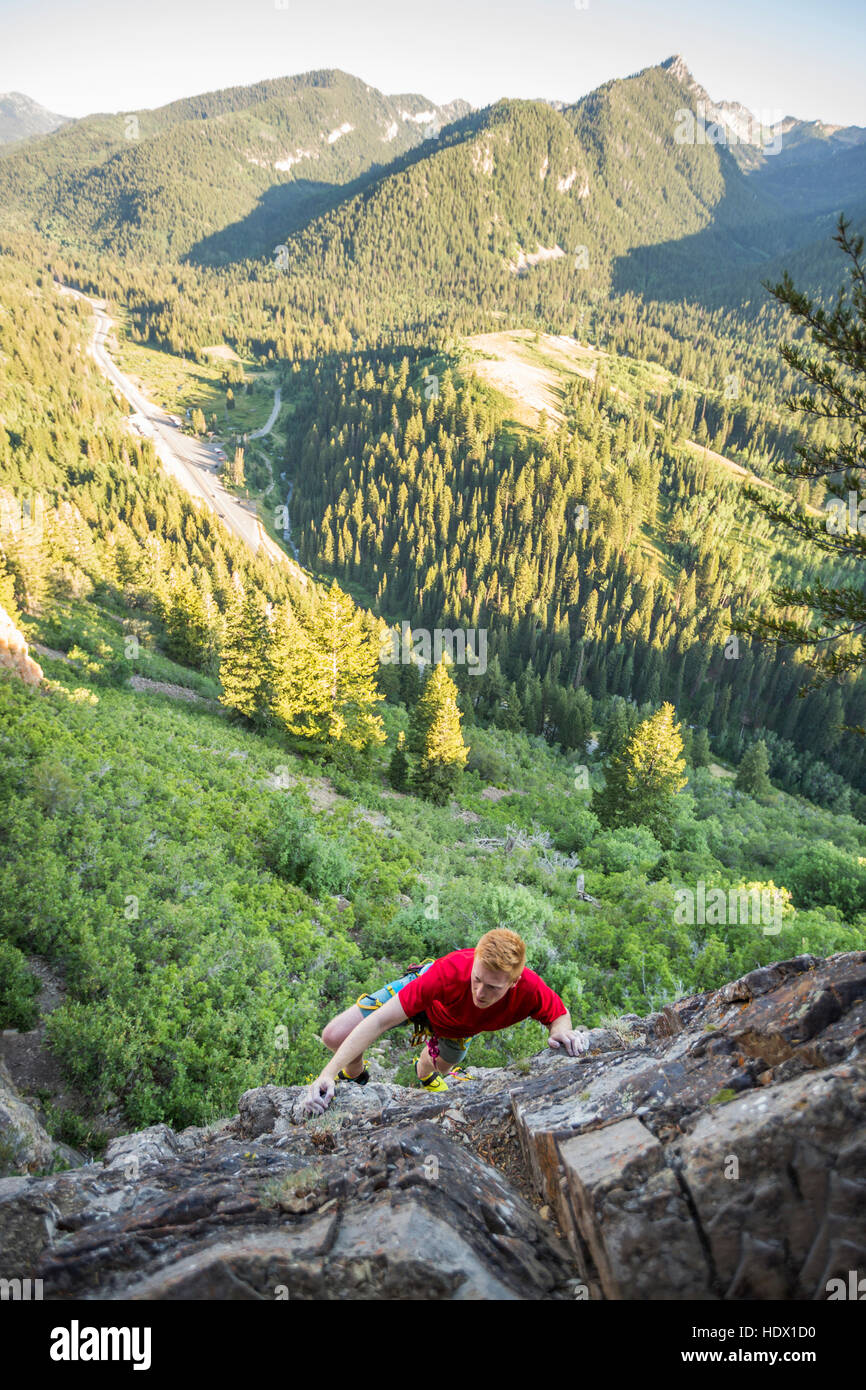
xmin=0 ymin=93 xmax=69 ymax=144
xmin=1 ymin=951 xmax=864 ymax=1299
xmin=660 ymin=54 xmax=696 ymax=87
xmin=658 ymin=55 xmax=781 ymax=151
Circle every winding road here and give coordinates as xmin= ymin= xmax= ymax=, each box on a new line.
xmin=56 ymin=282 xmax=305 ymax=583
xmin=249 ymin=387 xmax=282 ymax=440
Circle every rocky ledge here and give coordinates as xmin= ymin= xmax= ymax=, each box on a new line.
xmin=1 ymin=951 xmax=864 ymax=1299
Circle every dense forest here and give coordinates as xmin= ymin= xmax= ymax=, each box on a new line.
xmin=280 ymin=346 xmax=865 ymax=808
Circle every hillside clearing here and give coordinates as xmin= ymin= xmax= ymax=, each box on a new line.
xmin=462 ymin=329 xmax=781 ymax=496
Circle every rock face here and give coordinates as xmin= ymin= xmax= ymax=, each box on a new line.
xmin=0 ymin=1059 xmax=81 ymax=1179
xmin=511 ymin=951 xmax=866 ymax=1299
xmin=0 ymin=605 xmax=43 ymax=685
xmin=0 ymin=952 xmax=864 ymax=1299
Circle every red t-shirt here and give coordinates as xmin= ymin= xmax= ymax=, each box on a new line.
xmin=397 ymin=948 xmax=567 ymax=1038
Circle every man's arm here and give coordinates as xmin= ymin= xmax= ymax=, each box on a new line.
xmin=302 ymin=994 xmax=409 ymax=1114
xmin=546 ymin=1009 xmax=590 ymax=1057
xmin=528 ymin=971 xmax=590 ymax=1058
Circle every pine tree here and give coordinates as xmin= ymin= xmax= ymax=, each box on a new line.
xmin=306 ymin=581 xmax=385 ymax=752
xmin=398 ymin=657 xmax=422 ymax=708
xmin=600 ymin=699 xmax=630 ymax=759
xmin=0 ymin=549 xmax=19 ymax=621
xmin=267 ymin=600 xmax=321 ymax=741
xmin=691 ymin=726 xmax=711 ymax=768
xmin=162 ymin=573 xmax=214 ymax=669
xmin=114 ymin=528 xmax=143 ymax=588
xmin=219 ymin=583 xmax=271 ymax=722
xmin=735 ymin=216 xmax=866 ymax=689
xmin=735 ymin=739 xmax=772 ymax=796
xmin=580 ymin=588 xmax=599 ymax=639
xmin=496 ymin=681 xmax=524 ymax=733
xmin=592 ymin=702 xmax=687 ymax=840
xmin=407 ymin=660 xmax=468 ymax=804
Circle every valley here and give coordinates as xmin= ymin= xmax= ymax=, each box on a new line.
xmin=56 ymin=281 xmax=300 ymax=580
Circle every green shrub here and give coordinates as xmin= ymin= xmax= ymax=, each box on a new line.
xmin=553 ymin=805 xmax=601 ymax=853
xmin=777 ymin=842 xmax=866 ymax=920
xmin=466 ymin=742 xmax=511 ymax=785
xmin=358 ymin=904 xmax=427 ymax=965
xmin=270 ymin=799 xmax=356 ymax=897
xmin=583 ymin=826 xmax=663 ymax=875
xmin=656 ymin=848 xmax=725 ymax=882
xmin=0 ymin=942 xmax=40 ymax=1030
xmin=41 ymin=1104 xmax=109 ymax=1156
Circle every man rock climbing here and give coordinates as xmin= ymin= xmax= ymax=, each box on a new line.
xmin=302 ymin=927 xmax=589 ymax=1115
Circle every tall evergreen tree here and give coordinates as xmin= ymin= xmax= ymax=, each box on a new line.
xmin=306 ymin=580 xmax=385 ymax=752
xmin=592 ymin=701 xmax=687 ymax=840
xmin=388 ymin=729 xmax=409 ymax=792
xmin=407 ymin=660 xmax=468 ymax=805
xmin=219 ymin=583 xmax=271 ymax=723
xmin=0 ymin=551 xmax=19 ymax=621
xmin=735 ymin=739 xmax=772 ymax=796
xmin=267 ymin=599 xmax=321 ymax=741
xmin=161 ymin=573 xmax=215 ymax=670
xmin=735 ymin=216 xmax=866 ymax=691
xmin=600 ymin=698 xmax=630 ymax=759
xmin=691 ymin=726 xmax=712 ymax=768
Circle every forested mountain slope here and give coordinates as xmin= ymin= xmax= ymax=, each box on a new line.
xmin=273 ymin=58 xmax=865 ymax=325
xmin=0 ymin=69 xmax=470 ymax=263
xmin=3 ymin=56 xmax=861 ymax=368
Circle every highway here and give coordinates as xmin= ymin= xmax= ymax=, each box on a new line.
xmin=56 ymin=282 xmax=304 ymax=583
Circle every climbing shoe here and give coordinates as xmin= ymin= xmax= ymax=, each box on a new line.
xmin=416 ymin=1057 xmax=449 ymax=1091
xmin=336 ymin=1065 xmax=370 ymax=1086
xmin=446 ymin=1065 xmax=474 ymax=1083
xmin=419 ymin=1072 xmax=449 ymax=1092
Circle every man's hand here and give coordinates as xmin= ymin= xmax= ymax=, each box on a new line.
xmin=548 ymin=1024 xmax=590 ymax=1057
xmin=301 ymin=1074 xmax=335 ymax=1117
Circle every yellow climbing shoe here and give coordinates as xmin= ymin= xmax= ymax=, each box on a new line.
xmin=416 ymin=1057 xmax=449 ymax=1091
xmin=336 ymin=1063 xmax=370 ymax=1085
xmin=419 ymin=1072 xmax=449 ymax=1092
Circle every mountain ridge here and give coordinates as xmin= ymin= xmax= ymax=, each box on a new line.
xmin=1 ymin=57 xmax=860 ymax=305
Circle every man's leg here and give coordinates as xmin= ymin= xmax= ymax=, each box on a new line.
xmin=415 ymin=1043 xmax=452 ymax=1081
xmin=321 ymin=1004 xmax=367 ymax=1078
xmin=438 ymin=1035 xmax=472 ymax=1080
xmin=322 ymin=964 xmax=439 ymax=1083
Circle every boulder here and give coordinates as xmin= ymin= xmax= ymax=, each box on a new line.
xmin=511 ymin=952 xmax=866 ymax=1299
xmin=32 ymin=1121 xmax=573 ymax=1300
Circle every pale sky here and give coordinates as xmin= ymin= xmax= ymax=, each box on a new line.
xmin=1 ymin=0 xmax=864 ymax=127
